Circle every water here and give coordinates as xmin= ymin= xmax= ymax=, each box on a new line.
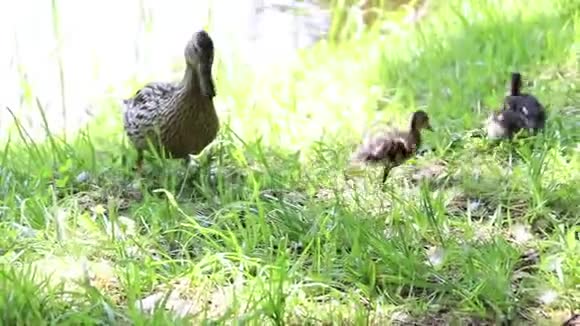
xmin=0 ymin=0 xmax=331 ymax=140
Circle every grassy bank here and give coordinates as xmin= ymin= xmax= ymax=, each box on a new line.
xmin=0 ymin=0 xmax=578 ymax=324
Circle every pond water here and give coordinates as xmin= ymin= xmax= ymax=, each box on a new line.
xmin=214 ymin=0 xmax=331 ymax=65
xmin=0 ymin=0 xmax=332 ymax=139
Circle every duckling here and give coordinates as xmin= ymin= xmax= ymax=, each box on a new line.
xmin=503 ymin=72 xmax=546 ymax=133
xmin=123 ymin=30 xmax=219 ymax=172
xmin=485 ymin=72 xmax=547 ymax=140
xmin=485 ymin=108 xmax=528 ymax=140
xmin=350 ymin=110 xmax=433 ymax=184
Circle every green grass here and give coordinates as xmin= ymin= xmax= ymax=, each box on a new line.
xmin=1 ymin=0 xmax=579 ymax=324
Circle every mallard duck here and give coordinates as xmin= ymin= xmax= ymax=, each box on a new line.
xmin=123 ymin=30 xmax=219 ymax=171
xmin=503 ymin=72 xmax=546 ymax=133
xmin=350 ymin=110 xmax=433 ymax=184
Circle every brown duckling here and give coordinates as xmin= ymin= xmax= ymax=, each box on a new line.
xmin=503 ymin=72 xmax=546 ymax=133
xmin=123 ymin=30 xmax=219 ymax=172
xmin=350 ymin=110 xmax=434 ymax=184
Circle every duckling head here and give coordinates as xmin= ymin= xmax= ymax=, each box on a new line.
xmin=410 ymin=110 xmax=434 ymax=132
xmin=486 ymin=109 xmax=527 ymax=140
xmin=184 ymin=30 xmax=216 ymax=98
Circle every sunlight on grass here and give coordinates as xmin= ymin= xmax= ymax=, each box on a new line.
xmin=0 ymin=0 xmax=579 ymax=324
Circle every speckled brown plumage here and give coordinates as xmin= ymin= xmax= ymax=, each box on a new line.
xmin=351 ymin=110 xmax=433 ymax=183
xmin=123 ymin=30 xmax=219 ymax=171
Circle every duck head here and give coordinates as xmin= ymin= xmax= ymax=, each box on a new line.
xmin=410 ymin=110 xmax=433 ymax=132
xmin=184 ymin=30 xmax=216 ymax=98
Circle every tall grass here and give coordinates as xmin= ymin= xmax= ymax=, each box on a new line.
xmin=50 ymin=0 xmax=67 ymax=140
xmin=0 ymin=0 xmax=578 ymax=324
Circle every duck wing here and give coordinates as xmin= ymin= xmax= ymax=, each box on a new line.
xmin=353 ymin=130 xmax=415 ymax=164
xmin=122 ymin=82 xmax=180 ymax=142
xmin=123 ymin=82 xmax=179 ymax=111
xmin=123 ymin=82 xmax=179 ymax=125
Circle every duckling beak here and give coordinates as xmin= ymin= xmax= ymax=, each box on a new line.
xmin=426 ymin=123 xmax=434 ymax=131
xmin=197 ymin=62 xmax=216 ymax=98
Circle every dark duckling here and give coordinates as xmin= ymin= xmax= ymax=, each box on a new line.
xmin=351 ymin=110 xmax=434 ymax=184
xmin=123 ymin=30 xmax=219 ymax=172
xmin=503 ymin=72 xmax=546 ymax=133
xmin=485 ymin=72 xmax=546 ymax=140
xmin=485 ymin=108 xmax=528 ymax=140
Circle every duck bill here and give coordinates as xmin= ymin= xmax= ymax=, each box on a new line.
xmin=426 ymin=124 xmax=434 ymax=131
xmin=197 ymin=62 xmax=216 ymax=98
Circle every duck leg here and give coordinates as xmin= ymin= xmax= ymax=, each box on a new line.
xmin=135 ymin=150 xmax=144 ymax=174
xmin=182 ymin=156 xmax=191 ymax=169
xmin=381 ymin=165 xmax=392 ymax=184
